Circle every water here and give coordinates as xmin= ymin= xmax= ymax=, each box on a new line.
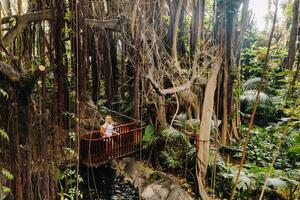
xmin=80 ymin=164 xmax=139 ymax=200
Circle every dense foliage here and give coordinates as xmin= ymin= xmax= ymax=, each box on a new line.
xmin=0 ymin=0 xmax=299 ymax=199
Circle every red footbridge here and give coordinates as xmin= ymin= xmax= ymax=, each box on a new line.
xmin=80 ymin=122 xmax=144 ymax=167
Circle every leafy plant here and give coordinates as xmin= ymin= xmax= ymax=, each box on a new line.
xmin=0 ymin=129 xmax=9 ymax=141
xmin=57 ymin=168 xmax=83 ymax=200
xmin=97 ymin=99 xmax=108 ymax=114
xmin=0 ymin=129 xmax=13 ymax=196
xmin=0 ymin=89 xmax=9 ymax=100
xmin=142 ymin=123 xmax=158 ymax=149
xmin=240 ymin=77 xmax=276 ymax=121
xmin=153 ymin=114 xmax=199 ymax=176
xmin=289 ymin=134 xmax=300 ymax=157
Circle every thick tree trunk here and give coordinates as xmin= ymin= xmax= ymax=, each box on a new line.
xmin=88 ymin=31 xmax=100 ymax=104
xmin=133 ymin=66 xmax=140 ymax=120
xmin=233 ymin=0 xmax=250 ymax=138
xmin=196 ymin=60 xmax=221 ymax=200
xmin=157 ymin=96 xmax=168 ymax=128
xmin=10 ymin=123 xmax=23 ymax=200
xmin=190 ymin=0 xmax=200 ymax=56
xmin=53 ymin=0 xmax=66 ymax=153
xmin=287 ymin=0 xmax=299 ymax=69
xmin=190 ymin=0 xmax=205 ymax=56
xmin=217 ymin=0 xmax=240 ymax=144
xmin=102 ymin=31 xmax=116 ymax=108
xmin=177 ymin=0 xmax=187 ymax=56
xmin=171 ymin=0 xmax=183 ymax=60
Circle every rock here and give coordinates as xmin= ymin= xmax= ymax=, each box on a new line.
xmin=111 ymin=157 xmax=151 ymax=190
xmin=80 ymin=99 xmax=102 ymax=119
xmin=79 ymin=98 xmax=104 ymax=130
xmin=112 ymin=157 xmax=194 ymax=200
xmin=81 ymin=118 xmax=101 ymax=130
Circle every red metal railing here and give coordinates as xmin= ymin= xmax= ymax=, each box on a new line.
xmin=80 ymin=123 xmax=143 ymax=167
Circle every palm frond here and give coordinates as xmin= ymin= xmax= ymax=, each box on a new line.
xmin=240 ymin=90 xmax=271 ymax=105
xmin=161 ymin=127 xmax=184 ymax=142
xmin=173 ymin=113 xmax=200 ymax=132
xmin=242 ymin=77 xmax=261 ymax=91
xmin=173 ymin=113 xmax=188 ymax=128
xmin=161 ymin=150 xmax=182 ymax=169
xmin=161 ymin=126 xmax=192 ymax=148
xmin=266 ymin=178 xmax=287 ymax=188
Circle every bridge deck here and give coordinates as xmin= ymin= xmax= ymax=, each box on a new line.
xmin=80 ymin=123 xmax=143 ymax=167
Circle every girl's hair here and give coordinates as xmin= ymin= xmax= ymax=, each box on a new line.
xmin=105 ymin=115 xmax=112 ymax=122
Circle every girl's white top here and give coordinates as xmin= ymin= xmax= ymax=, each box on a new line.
xmin=103 ymin=123 xmax=114 ymax=136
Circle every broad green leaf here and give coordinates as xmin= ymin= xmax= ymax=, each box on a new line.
xmin=142 ymin=124 xmax=155 ymax=144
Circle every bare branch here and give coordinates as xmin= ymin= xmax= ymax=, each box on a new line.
xmin=0 ymin=61 xmax=21 ymax=82
xmin=0 ymin=10 xmax=55 ymax=47
xmin=146 ymin=73 xmax=196 ymax=96
xmin=146 ymin=54 xmax=210 ymax=96
xmin=0 ymin=62 xmax=45 ymax=84
xmin=85 ymin=18 xmax=122 ymax=31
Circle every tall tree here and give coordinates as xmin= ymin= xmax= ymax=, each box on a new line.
xmin=52 ymin=0 xmax=68 ymax=153
xmin=287 ymin=0 xmax=299 ymax=69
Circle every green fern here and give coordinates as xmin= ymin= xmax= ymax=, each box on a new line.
xmin=161 ymin=150 xmax=182 ymax=169
xmin=240 ymin=77 xmax=276 ymax=117
xmin=241 ymin=77 xmax=271 ymax=105
xmin=240 ymin=90 xmax=271 ymax=105
xmin=266 ymin=178 xmax=287 ymax=188
xmin=242 ymin=77 xmax=261 ymax=91
xmin=142 ymin=124 xmax=158 ymax=149
xmin=1 ymin=169 xmax=13 ymax=181
xmin=1 ymin=186 xmax=11 ymax=193
xmin=161 ymin=127 xmax=183 ymax=142
xmin=289 ymin=135 xmax=300 ymax=156
xmin=173 ymin=113 xmax=188 ymax=128
xmin=173 ymin=113 xmax=200 ymax=131
xmin=0 ymin=129 xmax=9 ymax=141
xmin=0 ymin=88 xmax=9 ymax=100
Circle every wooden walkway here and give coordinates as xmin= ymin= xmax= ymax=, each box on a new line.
xmin=80 ymin=123 xmax=143 ymax=167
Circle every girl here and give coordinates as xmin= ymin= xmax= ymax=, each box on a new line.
xmin=100 ymin=115 xmax=114 ymax=137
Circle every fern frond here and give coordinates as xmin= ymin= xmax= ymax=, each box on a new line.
xmin=161 ymin=127 xmax=184 ymax=142
xmin=0 ymin=88 xmax=9 ymax=100
xmin=240 ymin=90 xmax=271 ymax=105
xmin=0 ymin=129 xmax=9 ymax=141
xmin=2 ymin=169 xmax=14 ymax=181
xmin=242 ymin=77 xmax=261 ymax=91
xmin=161 ymin=150 xmax=182 ymax=169
xmin=173 ymin=113 xmax=188 ymax=128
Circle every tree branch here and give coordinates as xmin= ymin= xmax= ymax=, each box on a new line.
xmin=146 ymin=72 xmax=197 ymax=96
xmin=0 ymin=10 xmax=55 ymax=47
xmin=85 ymin=18 xmax=122 ymax=31
xmin=0 ymin=61 xmax=21 ymax=82
xmin=0 ymin=61 xmax=45 ymax=85
xmin=145 ymin=53 xmax=207 ymax=96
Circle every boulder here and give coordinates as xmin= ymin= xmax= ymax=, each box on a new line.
xmin=111 ymin=157 xmax=151 ymax=190
xmin=81 ymin=118 xmax=101 ymax=130
xmin=111 ymin=157 xmax=194 ymax=200
xmin=79 ymin=98 xmax=104 ymax=130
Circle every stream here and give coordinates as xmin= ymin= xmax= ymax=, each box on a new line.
xmin=80 ymin=164 xmax=139 ymax=200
